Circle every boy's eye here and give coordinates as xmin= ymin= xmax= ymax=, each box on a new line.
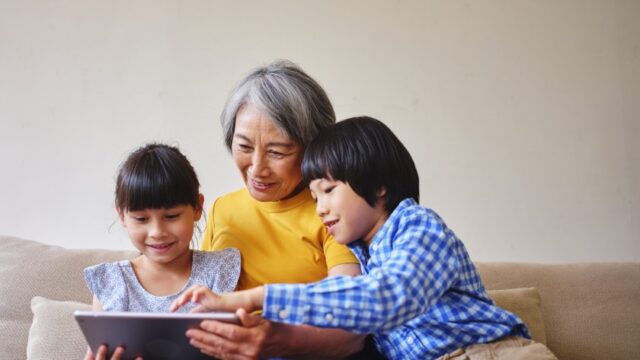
xmin=133 ymin=216 xmax=147 ymax=222
xmin=165 ymin=213 xmax=181 ymax=219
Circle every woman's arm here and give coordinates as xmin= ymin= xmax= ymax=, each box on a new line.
xmin=328 ymin=263 xmax=361 ymax=277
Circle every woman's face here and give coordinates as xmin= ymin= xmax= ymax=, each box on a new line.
xmin=231 ymin=103 xmax=304 ymax=202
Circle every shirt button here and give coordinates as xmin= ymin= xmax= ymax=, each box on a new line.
xmin=325 ymin=313 xmax=334 ymax=322
xmin=406 ymin=336 xmax=414 ymax=344
xmin=278 ymin=309 xmax=289 ymax=319
xmin=372 ymin=243 xmax=378 ymax=251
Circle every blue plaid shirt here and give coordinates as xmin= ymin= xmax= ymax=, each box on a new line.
xmin=263 ymin=198 xmax=529 ymax=359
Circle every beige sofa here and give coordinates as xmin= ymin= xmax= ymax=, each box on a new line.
xmin=1 ymin=235 xmax=638 ymax=360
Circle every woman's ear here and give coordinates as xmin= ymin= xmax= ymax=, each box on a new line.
xmin=195 ymin=194 xmax=205 ymax=220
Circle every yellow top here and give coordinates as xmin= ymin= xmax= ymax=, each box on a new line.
xmin=201 ymin=188 xmax=359 ymax=290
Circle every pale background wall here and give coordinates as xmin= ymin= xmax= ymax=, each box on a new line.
xmin=1 ymin=0 xmax=638 ymax=263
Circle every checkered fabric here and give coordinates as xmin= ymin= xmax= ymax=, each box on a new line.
xmin=263 ymin=198 xmax=529 ymax=360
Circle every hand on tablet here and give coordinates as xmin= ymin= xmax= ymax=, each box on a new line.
xmin=83 ymin=344 xmax=141 ymax=360
xmin=170 ymin=284 xmax=265 ymax=314
xmin=186 ymin=308 xmax=271 ymax=359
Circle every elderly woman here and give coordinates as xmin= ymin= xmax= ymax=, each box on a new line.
xmin=190 ymin=61 xmax=369 ymax=359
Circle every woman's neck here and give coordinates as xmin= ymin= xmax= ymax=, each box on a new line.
xmin=280 ymin=181 xmax=306 ymax=201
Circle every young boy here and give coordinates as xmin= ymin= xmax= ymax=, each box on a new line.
xmin=172 ymin=117 xmax=557 ymax=360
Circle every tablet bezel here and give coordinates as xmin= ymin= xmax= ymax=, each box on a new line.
xmin=74 ymin=310 xmax=240 ymax=360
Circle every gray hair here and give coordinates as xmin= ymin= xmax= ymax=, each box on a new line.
xmin=220 ymin=60 xmax=336 ymax=150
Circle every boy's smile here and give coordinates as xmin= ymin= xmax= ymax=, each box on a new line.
xmin=323 ymin=219 xmax=339 ymax=235
xmin=310 ymin=178 xmax=388 ymax=245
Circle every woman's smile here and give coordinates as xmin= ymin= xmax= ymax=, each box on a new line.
xmin=232 ymin=104 xmax=304 ymax=202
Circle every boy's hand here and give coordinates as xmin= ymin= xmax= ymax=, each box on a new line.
xmin=169 ymin=285 xmax=264 ymax=313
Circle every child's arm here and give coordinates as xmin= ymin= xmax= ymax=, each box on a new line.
xmin=170 ymin=284 xmax=265 ymax=313
xmin=91 ymin=295 xmax=103 ymax=311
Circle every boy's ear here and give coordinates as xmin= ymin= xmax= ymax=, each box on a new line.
xmin=376 ymin=187 xmax=387 ymax=198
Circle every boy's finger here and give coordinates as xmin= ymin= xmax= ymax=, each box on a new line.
xmin=190 ymin=304 xmax=209 ymax=313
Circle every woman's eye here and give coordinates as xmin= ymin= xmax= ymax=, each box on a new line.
xmin=237 ymin=144 xmax=252 ymax=152
xmin=268 ymin=151 xmax=285 ymax=158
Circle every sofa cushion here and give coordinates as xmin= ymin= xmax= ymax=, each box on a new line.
xmin=0 ymin=236 xmax=136 ymax=359
xmin=477 ymin=262 xmax=640 ymax=360
xmin=27 ymin=296 xmax=91 ymax=360
xmin=487 ymin=287 xmax=546 ymax=344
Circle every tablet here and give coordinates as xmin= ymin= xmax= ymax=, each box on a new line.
xmin=74 ymin=310 xmax=240 ymax=360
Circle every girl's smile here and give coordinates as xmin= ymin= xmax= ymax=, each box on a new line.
xmin=119 ymin=202 xmax=203 ymax=266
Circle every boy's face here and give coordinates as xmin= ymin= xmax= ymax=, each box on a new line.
xmin=309 ymin=178 xmax=388 ymax=245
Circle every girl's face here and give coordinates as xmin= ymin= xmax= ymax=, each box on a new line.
xmin=119 ymin=198 xmax=203 ymax=265
xmin=231 ymin=103 xmax=304 ymax=202
xmin=309 ymin=178 xmax=388 ymax=245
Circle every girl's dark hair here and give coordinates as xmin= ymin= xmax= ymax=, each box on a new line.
xmin=115 ymin=143 xmax=201 ymax=212
xmin=302 ymin=116 xmax=419 ymax=212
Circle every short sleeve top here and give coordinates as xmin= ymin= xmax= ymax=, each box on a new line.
xmin=201 ymin=188 xmax=359 ymax=290
xmin=84 ymin=249 xmax=240 ymax=312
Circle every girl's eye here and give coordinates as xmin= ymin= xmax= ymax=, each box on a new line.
xmin=324 ymin=186 xmax=335 ymax=194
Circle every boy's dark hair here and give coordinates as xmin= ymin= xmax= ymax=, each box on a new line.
xmin=302 ymin=116 xmax=419 ymax=212
xmin=115 ymin=143 xmax=201 ymax=212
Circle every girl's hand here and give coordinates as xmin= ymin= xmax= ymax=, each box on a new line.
xmin=170 ymin=285 xmax=264 ymax=313
xmin=83 ymin=345 xmax=141 ymax=360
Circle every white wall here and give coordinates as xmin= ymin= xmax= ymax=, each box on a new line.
xmin=1 ymin=0 xmax=638 ymax=262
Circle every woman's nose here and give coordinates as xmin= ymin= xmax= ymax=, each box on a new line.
xmin=249 ymin=152 xmax=270 ymax=177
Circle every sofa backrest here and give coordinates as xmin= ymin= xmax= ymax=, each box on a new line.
xmin=3 ymin=235 xmax=639 ymax=360
xmin=477 ymin=262 xmax=640 ymax=360
xmin=0 ymin=236 xmax=136 ymax=359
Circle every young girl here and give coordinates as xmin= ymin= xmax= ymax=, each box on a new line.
xmin=83 ymin=143 xmax=240 ymax=358
xmin=171 ymin=117 xmax=557 ymax=360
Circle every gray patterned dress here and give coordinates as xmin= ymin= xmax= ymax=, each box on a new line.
xmin=84 ymin=249 xmax=241 ymax=312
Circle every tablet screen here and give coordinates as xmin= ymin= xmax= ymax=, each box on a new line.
xmin=74 ymin=311 xmax=240 ymax=360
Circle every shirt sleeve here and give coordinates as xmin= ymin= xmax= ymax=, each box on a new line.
xmin=201 ymin=248 xmax=241 ymax=294
xmin=322 ymin=232 xmax=360 ymax=270
xmin=83 ymin=262 xmax=129 ymax=311
xmin=263 ymin=211 xmax=460 ymax=333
